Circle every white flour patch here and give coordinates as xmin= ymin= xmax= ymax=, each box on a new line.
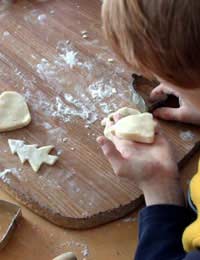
xmin=64 ymin=93 xmax=97 ymax=123
xmin=52 ymin=96 xmax=71 ymax=123
xmin=0 ymin=168 xmax=21 ymax=184
xmin=42 ymin=122 xmax=52 ymax=130
xmin=24 ymin=10 xmax=48 ymax=25
xmin=0 ymin=52 xmax=37 ymax=91
xmin=59 ymin=50 xmax=78 ymax=69
xmin=34 ymin=41 xmax=132 ymax=124
xmin=36 ymin=41 xmax=93 ymax=89
xmin=56 ymin=40 xmax=93 ymax=71
xmin=37 ymin=175 xmax=61 ymax=190
xmin=58 ymin=240 xmax=90 ymax=259
xmin=42 ymin=92 xmax=98 ymax=124
xmin=82 ymin=246 xmax=89 ymax=257
xmin=14 ymin=68 xmax=36 ymax=89
xmin=88 ymin=79 xmax=113 ymax=100
xmin=180 ymin=130 xmax=195 ymax=142
xmin=37 ymin=14 xmax=47 ymax=24
xmin=47 ymin=127 xmax=67 ymax=144
xmin=2 ymin=31 xmax=10 ymax=38
xmin=99 ymin=102 xmax=118 ymax=114
xmin=49 ymin=9 xmax=55 ymax=15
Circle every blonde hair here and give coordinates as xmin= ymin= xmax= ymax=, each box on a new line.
xmin=102 ymin=0 xmax=200 ymax=88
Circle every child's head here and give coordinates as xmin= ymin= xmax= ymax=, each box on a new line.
xmin=102 ymin=0 xmax=200 ymax=88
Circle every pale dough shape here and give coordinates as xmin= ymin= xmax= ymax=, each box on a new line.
xmin=53 ymin=252 xmax=77 ymax=260
xmin=101 ymin=107 xmax=140 ymax=142
xmin=102 ymin=107 xmax=156 ymax=144
xmin=0 ymin=91 xmax=31 ymax=132
xmin=112 ymin=113 xmax=156 ymax=143
xmin=8 ymin=139 xmax=58 ymax=172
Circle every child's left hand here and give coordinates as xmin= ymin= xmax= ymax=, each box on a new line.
xmin=150 ymin=83 xmax=200 ymax=125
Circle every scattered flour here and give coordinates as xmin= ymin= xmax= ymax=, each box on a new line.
xmin=0 ymin=168 xmax=20 ymax=184
xmin=59 ymin=50 xmax=78 ymax=69
xmin=36 ymin=41 xmax=91 ymax=92
xmin=2 ymin=31 xmax=10 ymax=38
xmin=81 ymin=246 xmax=89 ymax=257
xmin=34 ymin=41 xmax=132 ymax=124
xmin=58 ymin=240 xmax=90 ymax=259
xmin=24 ymin=10 xmax=48 ymax=25
xmin=42 ymin=122 xmax=52 ymax=130
xmin=49 ymin=10 xmax=55 ymax=15
xmin=37 ymin=14 xmax=47 ymax=24
xmin=180 ymin=130 xmax=195 ymax=142
xmin=88 ymin=79 xmax=113 ymax=100
xmin=99 ymin=102 xmax=117 ymax=114
xmin=53 ymin=95 xmax=96 ymax=123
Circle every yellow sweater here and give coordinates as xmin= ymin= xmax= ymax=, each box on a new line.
xmin=182 ymin=160 xmax=200 ymax=252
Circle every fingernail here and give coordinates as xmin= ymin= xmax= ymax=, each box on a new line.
xmin=96 ymin=136 xmax=103 ymax=145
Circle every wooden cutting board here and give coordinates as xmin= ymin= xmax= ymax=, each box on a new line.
xmin=0 ymin=0 xmax=199 ymax=229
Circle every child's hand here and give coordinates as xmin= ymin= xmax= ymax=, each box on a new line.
xmin=97 ymin=117 xmax=185 ymax=206
xmin=150 ymin=83 xmax=200 ymax=125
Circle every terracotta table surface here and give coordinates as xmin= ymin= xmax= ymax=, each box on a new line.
xmin=0 ymin=150 xmax=198 ymax=260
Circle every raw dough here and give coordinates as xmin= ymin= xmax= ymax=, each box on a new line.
xmin=0 ymin=91 xmax=31 ymax=132
xmin=102 ymin=107 xmax=156 ymax=144
xmin=8 ymin=139 xmax=58 ymax=172
xmin=53 ymin=252 xmax=77 ymax=260
xmin=101 ymin=107 xmax=140 ymax=126
xmin=111 ymin=113 xmax=156 ymax=143
xmin=101 ymin=107 xmax=140 ymax=141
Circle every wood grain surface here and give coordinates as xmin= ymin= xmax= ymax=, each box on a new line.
xmin=0 ymin=0 xmax=199 ymax=230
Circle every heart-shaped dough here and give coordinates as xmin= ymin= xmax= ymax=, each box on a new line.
xmin=0 ymin=91 xmax=31 ymax=132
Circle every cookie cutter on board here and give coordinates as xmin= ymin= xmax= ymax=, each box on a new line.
xmin=0 ymin=200 xmax=21 ymax=250
xmin=131 ymin=74 xmax=179 ymax=112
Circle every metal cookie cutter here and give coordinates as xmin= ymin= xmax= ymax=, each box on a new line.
xmin=0 ymin=200 xmax=21 ymax=250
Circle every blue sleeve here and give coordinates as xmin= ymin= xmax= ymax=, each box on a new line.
xmin=135 ymin=205 xmax=200 ymax=260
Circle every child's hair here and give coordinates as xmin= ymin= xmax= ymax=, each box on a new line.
xmin=102 ymin=0 xmax=200 ymax=88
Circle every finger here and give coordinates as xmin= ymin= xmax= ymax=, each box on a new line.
xmin=110 ymin=135 xmax=140 ymax=158
xmin=113 ymin=112 xmax=123 ymax=123
xmin=96 ymin=136 xmax=125 ymax=172
xmin=150 ymin=84 xmax=176 ymax=102
xmin=153 ymin=107 xmax=183 ymax=121
xmin=154 ymin=121 xmax=161 ymax=134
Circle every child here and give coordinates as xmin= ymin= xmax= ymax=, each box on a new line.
xmin=97 ymin=1 xmax=200 ymax=259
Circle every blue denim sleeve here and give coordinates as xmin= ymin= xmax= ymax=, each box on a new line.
xmin=135 ymin=205 xmax=200 ymax=260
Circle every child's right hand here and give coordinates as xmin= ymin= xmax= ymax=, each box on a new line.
xmin=97 ymin=121 xmax=185 ymax=206
xmin=150 ymin=83 xmax=200 ymax=125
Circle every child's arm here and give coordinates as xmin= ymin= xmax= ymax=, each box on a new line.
xmin=97 ymin=115 xmax=199 ymax=259
xmin=135 ymin=205 xmax=198 ymax=260
xmin=150 ymin=83 xmax=200 ymax=125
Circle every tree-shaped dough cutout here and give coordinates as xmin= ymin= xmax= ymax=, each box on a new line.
xmin=8 ymin=139 xmax=58 ymax=172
